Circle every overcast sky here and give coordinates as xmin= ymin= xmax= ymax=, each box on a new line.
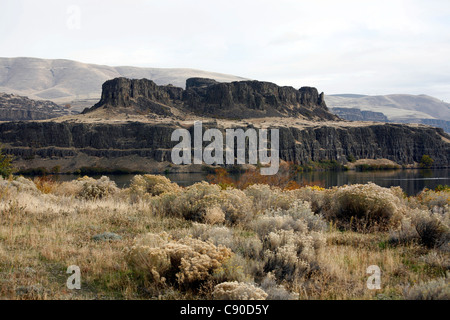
xmin=1 ymin=0 xmax=450 ymax=101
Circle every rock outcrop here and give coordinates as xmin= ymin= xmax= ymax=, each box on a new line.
xmin=1 ymin=120 xmax=449 ymax=172
xmin=0 ymin=93 xmax=72 ymax=121
xmin=83 ymin=77 xmax=338 ymax=121
xmin=183 ymin=78 xmax=334 ymax=120
xmin=84 ymin=78 xmax=183 ymax=117
xmin=1 ymin=77 xmax=449 ymax=173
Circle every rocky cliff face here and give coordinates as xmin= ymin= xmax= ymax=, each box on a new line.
xmin=83 ymin=77 xmax=338 ymax=121
xmin=278 ymin=124 xmax=449 ymax=166
xmin=0 ymin=93 xmax=72 ymax=121
xmin=85 ymin=78 xmax=183 ymax=117
xmin=1 ymin=120 xmax=448 ymax=172
xmin=1 ymin=77 xmax=448 ymax=173
xmin=183 ymin=78 xmax=335 ymax=120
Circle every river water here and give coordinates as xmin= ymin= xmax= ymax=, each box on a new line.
xmin=45 ymin=168 xmax=449 ymax=196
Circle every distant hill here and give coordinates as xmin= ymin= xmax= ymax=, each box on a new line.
xmin=329 ymin=94 xmax=369 ymax=99
xmin=331 ymin=108 xmax=388 ymax=122
xmin=326 ymin=94 xmax=450 ymax=121
xmin=0 ymin=57 xmax=248 ymax=111
xmin=326 ymin=94 xmax=450 ymax=133
xmin=0 ymin=92 xmax=72 ymax=121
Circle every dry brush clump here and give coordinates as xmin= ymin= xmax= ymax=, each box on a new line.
xmin=187 ymin=223 xmax=265 ymax=283
xmin=288 ymin=186 xmax=327 ymax=214
xmin=248 ymin=201 xmax=327 ymax=285
xmin=130 ymin=174 xmax=182 ymax=197
xmin=126 ymin=175 xmax=185 ymax=219
xmin=244 ymin=184 xmax=297 ymax=213
xmin=126 ymin=233 xmax=172 ymax=285
xmin=167 ymin=238 xmax=233 ymax=285
xmin=219 ymin=188 xmax=253 ymax=224
xmin=0 ymin=176 xmax=40 ymax=196
xmin=203 ymin=207 xmax=226 ymax=225
xmin=188 ymin=201 xmax=328 ymax=288
xmin=403 ymin=277 xmax=450 ymax=300
xmin=260 ymin=273 xmax=299 ymax=300
xmin=155 ymin=181 xmax=253 ymax=225
xmin=185 ymin=200 xmax=329 ymax=290
xmin=416 ymin=188 xmax=450 ymax=214
xmin=212 ymin=281 xmax=268 ymax=300
xmin=263 ymin=230 xmax=319 ymax=283
xmin=169 ymin=182 xmax=223 ymax=222
xmin=412 ymin=210 xmax=449 ymax=249
xmin=127 ymin=233 xmax=233 ymax=290
xmin=250 ymin=201 xmax=328 ymax=236
xmin=419 ymin=252 xmax=450 ymax=271
xmin=390 ymin=208 xmax=449 ymax=249
xmin=77 ymin=176 xmax=119 ymax=200
xmin=190 ymin=224 xmax=235 ymax=249
xmin=323 ymin=183 xmax=406 ymax=232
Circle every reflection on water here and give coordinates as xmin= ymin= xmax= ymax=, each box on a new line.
xmin=291 ymin=169 xmax=449 ymax=196
xmin=48 ymin=169 xmax=449 ymax=196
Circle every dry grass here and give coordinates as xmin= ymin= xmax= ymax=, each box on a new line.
xmin=0 ymin=175 xmax=448 ymax=300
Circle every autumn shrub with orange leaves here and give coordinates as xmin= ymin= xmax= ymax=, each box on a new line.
xmin=33 ymin=176 xmax=58 ymax=194
xmin=207 ymin=162 xmax=324 ymax=191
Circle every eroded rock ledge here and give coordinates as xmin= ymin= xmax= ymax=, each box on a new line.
xmin=82 ymin=77 xmax=338 ymax=121
xmin=1 ymin=120 xmax=448 ymax=173
xmin=0 ymin=78 xmax=448 ymax=173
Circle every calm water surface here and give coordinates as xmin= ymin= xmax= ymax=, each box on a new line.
xmin=48 ymin=169 xmax=449 ymax=196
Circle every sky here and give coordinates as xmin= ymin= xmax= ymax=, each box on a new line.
xmin=1 ymin=0 xmax=450 ymax=101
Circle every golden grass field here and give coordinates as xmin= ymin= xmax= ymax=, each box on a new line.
xmin=0 ymin=174 xmax=448 ymax=300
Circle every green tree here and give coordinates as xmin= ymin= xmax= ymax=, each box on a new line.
xmin=0 ymin=146 xmax=14 ymax=178
xmin=347 ymin=154 xmax=356 ymax=163
xmin=420 ymin=155 xmax=434 ymax=169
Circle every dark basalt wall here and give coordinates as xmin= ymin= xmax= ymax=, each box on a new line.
xmin=83 ymin=77 xmax=338 ymax=121
xmin=1 ymin=78 xmax=448 ymax=172
xmin=1 ymin=121 xmax=448 ymax=170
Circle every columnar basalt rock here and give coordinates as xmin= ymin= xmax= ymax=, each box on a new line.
xmin=1 ymin=77 xmax=449 ymax=173
xmin=83 ymin=77 xmax=339 ymax=121
xmin=0 ymin=121 xmax=449 ymax=172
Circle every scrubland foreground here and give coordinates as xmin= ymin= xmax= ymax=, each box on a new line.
xmin=0 ymin=174 xmax=448 ymax=300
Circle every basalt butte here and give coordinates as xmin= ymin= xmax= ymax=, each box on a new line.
xmin=0 ymin=77 xmax=448 ymax=173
